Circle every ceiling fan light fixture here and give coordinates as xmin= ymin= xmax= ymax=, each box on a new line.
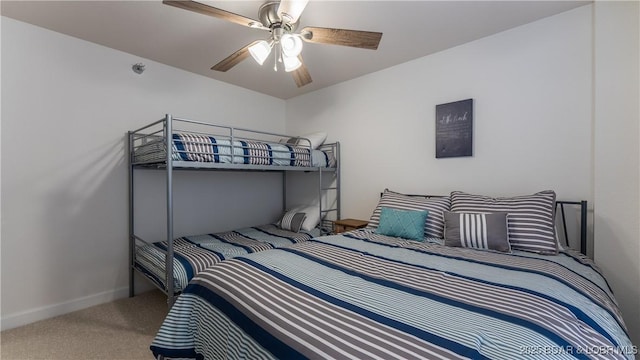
xmin=280 ymin=34 xmax=303 ymax=57
xmin=283 ymin=55 xmax=302 ymax=72
xmin=249 ymin=40 xmax=273 ymax=66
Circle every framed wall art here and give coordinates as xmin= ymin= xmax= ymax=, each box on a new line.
xmin=435 ymin=98 xmax=473 ymax=158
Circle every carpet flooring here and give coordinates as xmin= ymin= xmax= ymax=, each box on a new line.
xmin=0 ymin=290 xmax=168 ymax=360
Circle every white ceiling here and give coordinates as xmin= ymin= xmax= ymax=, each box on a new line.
xmin=1 ymin=0 xmax=589 ymax=99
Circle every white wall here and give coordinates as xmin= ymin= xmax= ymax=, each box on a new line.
xmin=286 ymin=4 xmax=639 ymax=346
xmin=287 ymin=6 xmax=592 ymax=217
xmin=1 ymin=17 xmax=286 ymax=329
xmin=593 ymin=1 xmax=640 ymax=348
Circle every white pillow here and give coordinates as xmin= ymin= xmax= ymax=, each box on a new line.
xmin=304 ymin=132 xmax=327 ymax=149
xmin=290 ymin=204 xmax=321 ymax=231
xmin=286 ymin=132 xmax=327 ymax=149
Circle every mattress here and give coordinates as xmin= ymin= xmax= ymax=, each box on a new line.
xmin=132 ymin=133 xmax=335 ymax=168
xmin=151 ymin=229 xmax=635 ymax=360
xmin=134 ymin=224 xmax=314 ymax=293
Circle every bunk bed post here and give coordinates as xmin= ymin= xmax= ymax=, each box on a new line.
xmin=336 ymin=142 xmax=341 ymax=221
xmin=128 ymin=131 xmax=135 ymax=298
xmin=165 ymin=114 xmax=175 ymax=306
xmin=230 ymin=127 xmax=235 ymax=164
xmin=282 ymin=172 xmax=287 ymax=212
xmin=318 ymin=167 xmax=323 ymax=233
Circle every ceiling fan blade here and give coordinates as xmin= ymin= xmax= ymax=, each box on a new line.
xmin=292 ymin=55 xmax=312 ymax=87
xmin=277 ymin=0 xmax=309 ymax=23
xmin=211 ymin=41 xmax=259 ymax=72
xmin=163 ymin=1 xmax=267 ymax=30
xmin=300 ymin=27 xmax=382 ymax=50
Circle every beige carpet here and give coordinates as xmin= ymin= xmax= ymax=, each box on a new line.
xmin=0 ymin=290 xmax=168 ymax=360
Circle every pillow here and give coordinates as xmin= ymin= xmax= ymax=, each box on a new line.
xmin=289 ymin=205 xmax=320 ymax=231
xmin=278 ymin=210 xmax=307 ymax=232
xmin=368 ymin=189 xmax=451 ymax=238
xmin=285 ymin=132 xmax=327 ymax=149
xmin=450 ymin=190 xmax=557 ymax=254
xmin=375 ymin=207 xmax=429 ymax=241
xmin=444 ymin=211 xmax=511 ymax=252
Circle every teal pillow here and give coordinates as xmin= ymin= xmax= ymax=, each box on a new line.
xmin=374 ymin=207 xmax=429 ymax=241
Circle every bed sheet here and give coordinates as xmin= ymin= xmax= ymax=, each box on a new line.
xmin=151 ymin=229 xmax=635 ymax=360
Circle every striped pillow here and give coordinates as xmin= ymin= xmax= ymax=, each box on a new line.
xmin=278 ymin=211 xmax=307 ymax=233
xmin=444 ymin=211 xmax=511 ymax=252
xmin=450 ymin=190 xmax=557 ymax=254
xmin=368 ymin=189 xmax=451 ymax=239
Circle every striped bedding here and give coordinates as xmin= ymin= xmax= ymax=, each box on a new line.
xmin=133 ymin=133 xmax=335 ymax=168
xmin=151 ymin=229 xmax=635 ymax=360
xmin=135 ymin=224 xmax=314 ymax=293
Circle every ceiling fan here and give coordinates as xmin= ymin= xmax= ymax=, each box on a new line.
xmin=163 ymin=0 xmax=383 ymax=87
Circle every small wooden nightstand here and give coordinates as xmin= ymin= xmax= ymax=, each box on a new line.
xmin=333 ymin=219 xmax=368 ymax=234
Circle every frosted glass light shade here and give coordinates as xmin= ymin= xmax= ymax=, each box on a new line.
xmin=283 ymin=55 xmax=302 ymax=72
xmin=280 ymin=34 xmax=303 ymax=57
xmin=277 ymin=0 xmax=309 ymax=23
xmin=249 ymin=40 xmax=273 ymax=66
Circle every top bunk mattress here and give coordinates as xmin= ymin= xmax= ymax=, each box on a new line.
xmin=132 ymin=133 xmax=336 ymax=169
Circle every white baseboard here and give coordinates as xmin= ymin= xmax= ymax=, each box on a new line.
xmin=1 ymin=287 xmax=130 ymax=331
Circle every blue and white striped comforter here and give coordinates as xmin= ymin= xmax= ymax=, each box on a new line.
xmin=151 ymin=229 xmax=635 ymax=360
xmin=133 ymin=133 xmax=335 ymax=168
xmin=135 ymin=224 xmax=313 ymax=293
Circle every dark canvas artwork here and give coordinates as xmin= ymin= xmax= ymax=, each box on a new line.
xmin=436 ymin=99 xmax=473 ymax=158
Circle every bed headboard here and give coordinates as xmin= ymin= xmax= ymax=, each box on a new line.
xmin=379 ymin=192 xmax=589 ymax=255
xmin=555 ymin=200 xmax=588 ymax=255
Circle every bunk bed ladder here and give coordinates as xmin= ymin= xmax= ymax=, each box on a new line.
xmin=318 ymin=142 xmax=341 ymax=235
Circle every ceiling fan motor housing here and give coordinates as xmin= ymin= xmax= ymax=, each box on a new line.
xmin=259 ymin=1 xmax=299 ymax=33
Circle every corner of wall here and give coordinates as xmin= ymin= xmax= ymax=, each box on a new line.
xmin=592 ymin=0 xmax=640 ymax=347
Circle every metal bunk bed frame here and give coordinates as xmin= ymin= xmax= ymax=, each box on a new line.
xmin=128 ymin=114 xmax=341 ymax=305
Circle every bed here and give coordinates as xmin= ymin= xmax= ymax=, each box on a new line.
xmin=149 ymin=190 xmax=636 ymax=359
xmin=130 ymin=115 xmax=337 ymax=170
xmin=134 ymin=224 xmax=317 ymax=293
xmin=128 ymin=115 xmax=341 ymax=304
